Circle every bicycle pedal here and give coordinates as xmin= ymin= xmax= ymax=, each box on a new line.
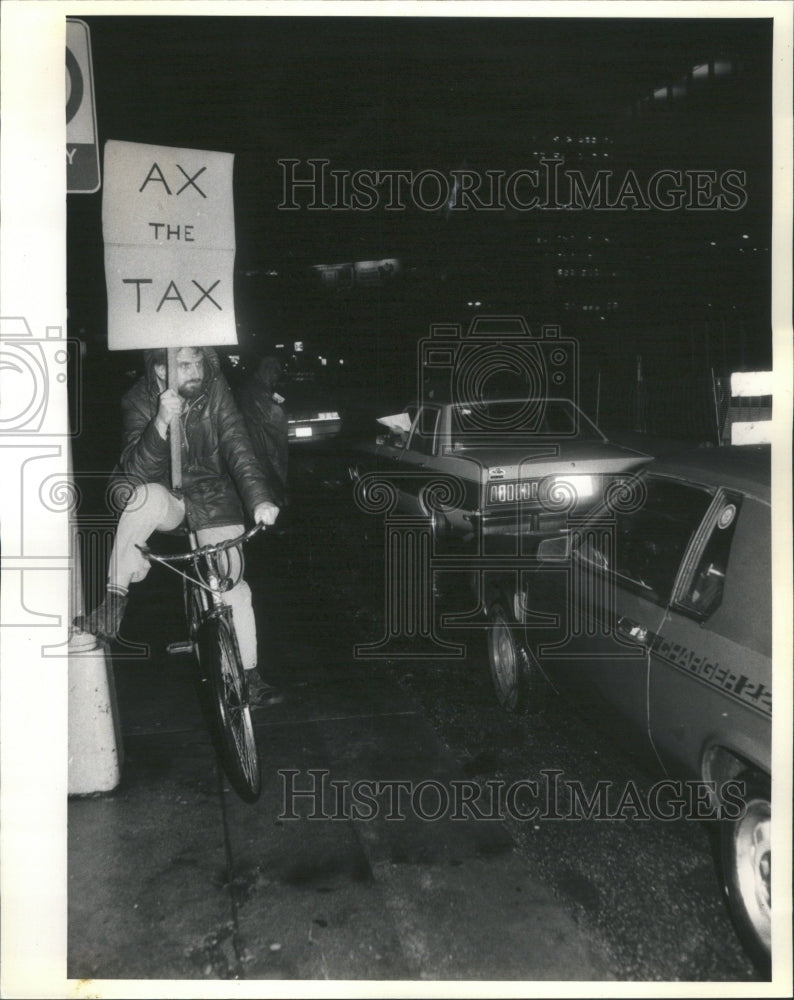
xmin=166 ymin=640 xmax=194 ymax=656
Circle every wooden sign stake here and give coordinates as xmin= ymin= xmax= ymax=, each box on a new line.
xmin=167 ymin=347 xmax=183 ymax=490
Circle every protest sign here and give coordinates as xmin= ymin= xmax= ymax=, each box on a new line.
xmin=102 ymin=139 xmax=237 ymax=350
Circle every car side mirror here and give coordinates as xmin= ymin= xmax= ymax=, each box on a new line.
xmin=537 ymin=534 xmax=571 ymax=561
xmin=377 ymin=431 xmax=406 ymax=448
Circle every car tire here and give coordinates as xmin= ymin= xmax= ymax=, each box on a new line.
xmin=486 ymin=600 xmax=536 ymax=713
xmin=720 ymin=772 xmax=771 ymax=974
xmin=429 ymin=508 xmax=450 ymax=549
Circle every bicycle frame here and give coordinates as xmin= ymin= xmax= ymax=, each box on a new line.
xmin=138 ymin=524 xmax=263 ymax=643
xmin=136 ymin=522 xmax=265 ymax=802
xmin=184 ymin=530 xmax=238 ymax=628
xmin=139 ymin=523 xmax=262 ymax=592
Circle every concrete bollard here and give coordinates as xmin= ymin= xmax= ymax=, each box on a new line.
xmin=68 ymin=630 xmax=124 ymax=795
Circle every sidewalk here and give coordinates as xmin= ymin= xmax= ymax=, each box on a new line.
xmin=69 ymin=611 xmax=613 ymax=983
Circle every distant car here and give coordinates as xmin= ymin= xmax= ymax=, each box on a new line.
xmin=482 ymin=444 xmax=771 ymax=969
xmin=282 ymin=373 xmax=342 ymax=445
xmin=348 ymin=396 xmax=651 ymax=549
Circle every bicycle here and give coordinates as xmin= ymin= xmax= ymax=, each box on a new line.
xmin=136 ymin=523 xmax=265 ymax=802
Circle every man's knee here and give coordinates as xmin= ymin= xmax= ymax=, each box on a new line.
xmin=124 ymin=482 xmax=163 ymax=512
xmin=121 ymin=482 xmax=181 ymax=527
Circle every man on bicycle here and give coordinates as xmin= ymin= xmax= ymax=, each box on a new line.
xmin=75 ymin=346 xmax=280 ymax=702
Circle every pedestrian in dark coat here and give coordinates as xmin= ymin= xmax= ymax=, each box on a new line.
xmin=236 ymin=355 xmax=289 ymax=508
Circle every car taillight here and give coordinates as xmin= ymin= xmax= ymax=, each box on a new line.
xmin=551 ymin=474 xmax=595 ymax=501
xmin=487 ymin=475 xmax=599 ymax=507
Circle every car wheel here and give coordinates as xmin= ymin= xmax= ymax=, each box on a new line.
xmin=486 ymin=601 xmax=533 ymax=712
xmin=721 ymin=772 xmax=771 ymax=973
xmin=429 ymin=508 xmax=450 ymax=548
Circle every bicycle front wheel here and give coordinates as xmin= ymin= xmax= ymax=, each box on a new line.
xmin=201 ymin=614 xmax=261 ymax=802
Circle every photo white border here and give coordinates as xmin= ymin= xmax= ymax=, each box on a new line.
xmin=1 ymin=2 xmax=791 ymax=997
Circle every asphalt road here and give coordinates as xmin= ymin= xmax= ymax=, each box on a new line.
xmin=280 ymin=450 xmax=761 ymax=981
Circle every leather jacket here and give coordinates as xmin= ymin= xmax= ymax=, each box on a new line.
xmin=236 ymin=372 xmax=289 ymax=508
xmin=117 ymin=348 xmax=274 ymax=529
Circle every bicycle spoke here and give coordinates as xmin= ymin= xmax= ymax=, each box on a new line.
xmin=203 ymin=616 xmax=261 ymax=801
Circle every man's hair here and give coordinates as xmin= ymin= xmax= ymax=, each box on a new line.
xmin=257 ymin=355 xmax=282 ymax=390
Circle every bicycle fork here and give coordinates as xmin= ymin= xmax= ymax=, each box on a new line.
xmin=166 ymin=531 xmax=226 ymax=657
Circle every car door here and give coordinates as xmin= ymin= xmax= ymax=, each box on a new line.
xmin=648 ymin=490 xmax=772 ymax=780
xmin=392 ymin=404 xmax=443 ymax=515
xmin=354 ymin=403 xmax=417 ymax=486
xmin=529 ymin=476 xmax=713 ymax=751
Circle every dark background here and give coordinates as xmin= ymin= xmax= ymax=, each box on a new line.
xmin=67 ymin=14 xmax=773 ymax=443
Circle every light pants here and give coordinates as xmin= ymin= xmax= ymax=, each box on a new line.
xmin=109 ymin=483 xmax=257 ymax=671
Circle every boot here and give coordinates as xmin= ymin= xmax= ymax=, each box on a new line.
xmin=74 ymin=586 xmax=128 ymax=641
xmin=246 ymin=668 xmax=284 ymax=707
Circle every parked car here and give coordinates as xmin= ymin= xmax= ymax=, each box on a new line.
xmin=282 ymin=372 xmax=342 ymax=445
xmin=482 ymin=444 xmax=771 ymax=969
xmin=348 ymin=395 xmax=651 ymax=549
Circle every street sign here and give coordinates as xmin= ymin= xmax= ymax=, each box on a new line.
xmin=66 ymin=18 xmax=100 ymax=193
xmin=103 ymin=139 xmax=238 ymax=350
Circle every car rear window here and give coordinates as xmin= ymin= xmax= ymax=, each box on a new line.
xmin=451 ymin=399 xmax=603 ymax=444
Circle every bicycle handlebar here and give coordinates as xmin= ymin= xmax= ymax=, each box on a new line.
xmin=136 ymin=522 xmax=265 ymax=565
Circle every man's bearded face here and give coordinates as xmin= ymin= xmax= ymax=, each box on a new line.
xmin=175 ymin=348 xmax=206 ymax=399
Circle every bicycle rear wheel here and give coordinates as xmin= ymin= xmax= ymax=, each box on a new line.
xmin=200 ymin=613 xmax=261 ymax=802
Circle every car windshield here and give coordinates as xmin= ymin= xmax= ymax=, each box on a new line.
xmin=450 ymin=399 xmax=604 ymax=446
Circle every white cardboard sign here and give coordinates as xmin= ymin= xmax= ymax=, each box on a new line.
xmin=102 ymin=139 xmax=237 ymax=350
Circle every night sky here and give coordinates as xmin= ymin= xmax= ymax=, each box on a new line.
xmin=67 ymin=14 xmax=774 ymax=403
